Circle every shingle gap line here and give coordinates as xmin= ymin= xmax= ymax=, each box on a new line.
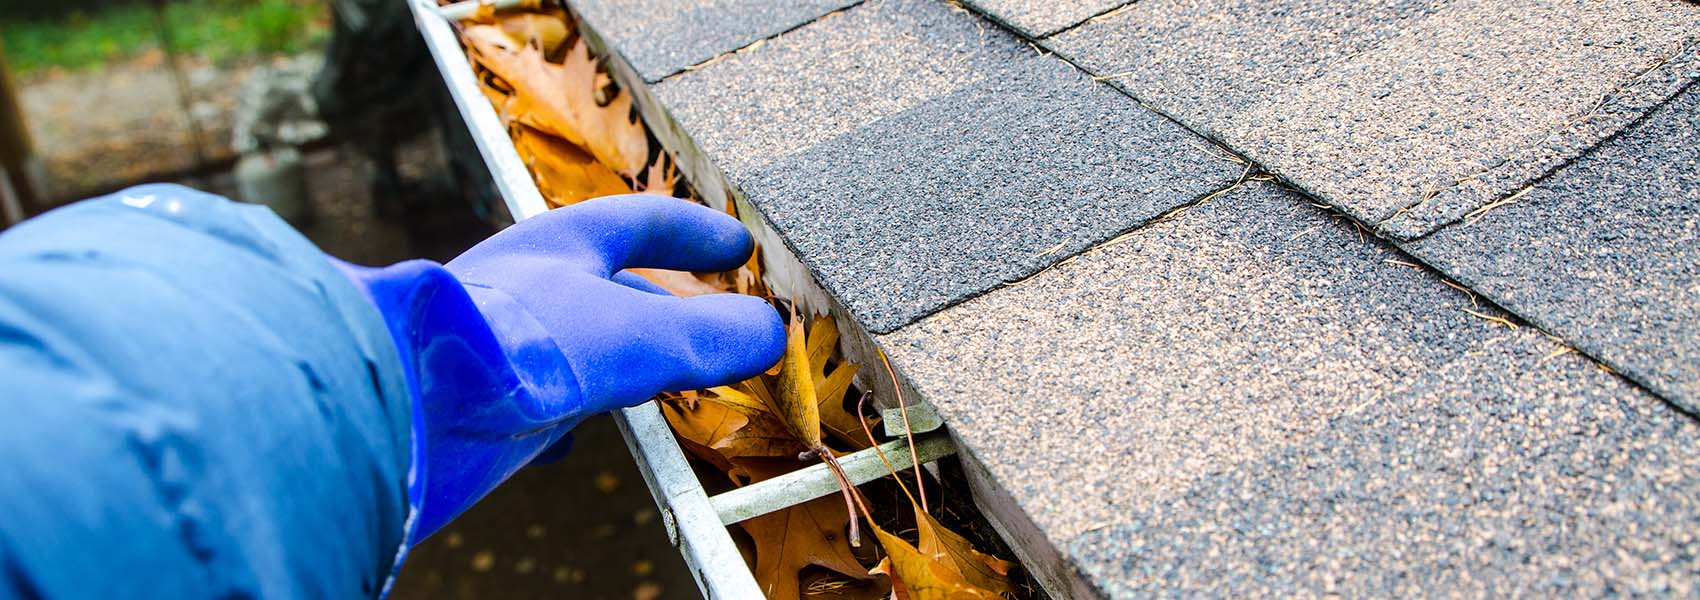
xmin=650 ymin=0 xmax=871 ymax=84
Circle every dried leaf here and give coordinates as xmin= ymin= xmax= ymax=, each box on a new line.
xmin=662 ymin=391 xmax=806 ymax=466
xmin=464 ymin=27 xmax=649 ymax=176
xmin=495 ymin=11 xmax=568 ymax=54
xmin=916 ymin=510 xmax=1013 ymax=596
xmin=769 ymin=304 xmax=823 ymax=449
xmin=866 ymin=502 xmax=1012 ymax=600
xmin=818 ymin=362 xmax=873 ymax=450
xmin=512 ymin=125 xmax=629 ymax=207
xmin=868 ymin=527 xmax=996 ymax=600
xmin=629 ymin=267 xmax=726 ymax=297
xmin=798 ymin=315 xmax=877 ymax=449
xmin=738 ymin=461 xmax=873 ymax=599
xmin=635 ymin=152 xmax=680 ymax=196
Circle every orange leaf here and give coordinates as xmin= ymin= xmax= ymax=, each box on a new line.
xmin=511 ymin=125 xmax=629 ymax=207
xmin=916 ymin=510 xmax=1013 ymax=596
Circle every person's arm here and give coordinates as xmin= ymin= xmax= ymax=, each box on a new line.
xmin=0 ymin=184 xmax=783 ymax=598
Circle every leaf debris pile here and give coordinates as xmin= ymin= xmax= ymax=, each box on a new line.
xmin=453 ymin=3 xmax=1016 ymax=597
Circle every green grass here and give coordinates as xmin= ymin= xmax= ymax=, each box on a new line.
xmin=1 ymin=0 xmax=330 ymax=75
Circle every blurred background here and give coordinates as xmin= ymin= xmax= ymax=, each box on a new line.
xmin=0 ymin=1 xmax=695 ymax=597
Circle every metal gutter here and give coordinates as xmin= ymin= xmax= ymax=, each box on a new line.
xmin=409 ymin=3 xmax=960 ymax=597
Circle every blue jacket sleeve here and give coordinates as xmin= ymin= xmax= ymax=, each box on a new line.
xmin=0 ymin=185 xmax=415 ymax=599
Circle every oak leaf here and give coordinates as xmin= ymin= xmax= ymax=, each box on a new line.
xmin=802 ymin=315 xmax=878 ymax=449
xmin=661 ymin=388 xmax=806 ymax=469
xmin=464 ymin=26 xmax=649 ymax=177
xmin=737 ymin=460 xmax=873 ymax=600
xmin=511 ymin=125 xmax=629 ymax=207
xmin=867 ymin=502 xmax=1012 ymax=600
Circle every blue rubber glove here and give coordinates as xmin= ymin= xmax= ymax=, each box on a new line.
xmin=335 ymin=194 xmax=785 ymax=542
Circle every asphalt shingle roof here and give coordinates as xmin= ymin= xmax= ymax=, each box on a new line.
xmin=886 ymin=181 xmax=1700 ymax=597
xmin=572 ymin=0 xmax=858 ymax=82
xmin=1405 ymin=80 xmax=1700 ymax=414
xmin=654 ymin=0 xmax=1240 ymax=333
xmin=1047 ymin=0 xmax=1700 ymax=239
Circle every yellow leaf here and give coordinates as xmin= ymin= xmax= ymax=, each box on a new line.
xmin=917 ymin=510 xmax=1013 ymax=596
xmin=866 ymin=500 xmax=1013 ymax=600
xmin=818 ymin=362 xmax=874 ymax=450
xmin=869 ymin=525 xmax=998 ymax=600
xmin=769 ymin=303 xmax=823 ymax=449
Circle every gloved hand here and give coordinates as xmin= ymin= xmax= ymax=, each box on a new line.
xmin=334 ymin=194 xmax=785 ymax=542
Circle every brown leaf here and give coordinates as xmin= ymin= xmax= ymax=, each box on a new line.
xmin=511 ymin=125 xmax=630 ymax=207
xmin=628 ymin=268 xmax=726 ymax=297
xmin=662 ymin=390 xmax=806 ymax=468
xmin=799 ymin=315 xmax=878 ymax=448
xmin=818 ymin=362 xmax=874 ymax=450
xmin=738 ymin=461 xmax=873 ymax=599
xmin=635 ymin=152 xmax=680 ymax=196
xmin=464 ymin=27 xmax=650 ymax=177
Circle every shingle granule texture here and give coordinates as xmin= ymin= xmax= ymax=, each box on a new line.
xmin=1047 ymin=0 xmax=1700 ymax=239
xmin=881 ymin=181 xmax=1700 ymax=596
xmin=961 ymin=0 xmax=1127 ymax=38
xmin=656 ymin=0 xmax=1240 ymax=333
xmin=1404 ymin=81 xmax=1700 ymax=415
xmin=571 ymin=0 xmax=859 ymax=82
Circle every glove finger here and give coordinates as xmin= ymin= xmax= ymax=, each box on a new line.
xmin=575 ymin=290 xmax=784 ymax=414
xmin=468 ymin=194 xmax=753 ymax=277
xmin=611 ymin=270 xmax=672 ymax=296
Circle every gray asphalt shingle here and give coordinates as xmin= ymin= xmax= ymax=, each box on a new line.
xmin=961 ymin=0 xmax=1126 ymax=38
xmin=656 ymin=0 xmax=1240 ymax=333
xmin=1404 ymin=81 xmax=1700 ymax=415
xmin=882 ymin=181 xmax=1700 ymax=596
xmin=571 ymin=0 xmax=860 ymax=82
xmin=1048 ymin=0 xmax=1700 ymax=239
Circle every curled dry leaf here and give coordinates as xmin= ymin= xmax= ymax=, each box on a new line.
xmin=770 ymin=303 xmax=824 ymax=449
xmin=661 ymin=386 xmax=807 ymax=477
xmin=512 ymin=124 xmax=629 ymax=207
xmin=868 ymin=499 xmax=1012 ymax=600
xmin=464 ymin=26 xmax=649 ymax=177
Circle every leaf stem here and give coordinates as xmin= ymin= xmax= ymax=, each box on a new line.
xmin=857 ymin=391 xmax=919 ymax=508
xmin=878 ymin=348 xmax=927 ymax=513
xmin=813 ymin=447 xmax=865 ymax=547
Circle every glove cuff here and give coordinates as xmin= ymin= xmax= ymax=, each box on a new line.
xmin=330 ymin=258 xmax=583 ymax=544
